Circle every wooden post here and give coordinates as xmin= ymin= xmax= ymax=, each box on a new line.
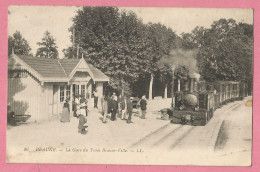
xmin=70 ymin=84 xmax=73 ymax=115
xmin=57 ymin=85 xmax=60 ymax=115
xmin=79 ymin=83 xmax=81 ymax=97
xmin=77 ymin=44 xmax=79 ymax=59
xmin=89 ymin=83 xmax=92 ymax=98
xmin=85 ymin=84 xmax=87 ymax=98
xmin=64 ymin=85 xmax=67 ymax=100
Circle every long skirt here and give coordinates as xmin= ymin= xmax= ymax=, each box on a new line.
xmin=77 ymin=108 xmax=86 ymax=116
xmin=61 ymin=107 xmax=70 ymax=122
xmin=111 ymin=110 xmax=117 ymax=121
xmin=78 ymin=115 xmax=87 ymax=130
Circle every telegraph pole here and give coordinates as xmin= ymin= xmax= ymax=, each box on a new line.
xmin=72 ymin=27 xmax=75 ymax=59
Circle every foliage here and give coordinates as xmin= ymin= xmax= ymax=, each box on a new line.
xmin=8 ymin=31 xmax=31 ymax=55
xmin=36 ymin=31 xmax=58 ymax=58
xmin=182 ymin=19 xmax=253 ymax=82
xmin=64 ymin=7 xmax=177 ymax=96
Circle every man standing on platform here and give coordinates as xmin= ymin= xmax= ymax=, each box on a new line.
xmin=121 ymin=96 xmax=127 ymax=120
xmin=126 ymin=97 xmax=133 ymax=123
xmin=102 ymin=95 xmax=109 ymax=123
xmin=110 ymin=96 xmax=118 ymax=121
xmin=140 ymin=95 xmax=147 ymax=119
xmin=93 ymin=90 xmax=98 ymax=109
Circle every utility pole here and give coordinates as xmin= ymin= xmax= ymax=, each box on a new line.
xmin=72 ymin=27 xmax=75 ymax=59
xmin=76 ymin=44 xmax=79 ymax=59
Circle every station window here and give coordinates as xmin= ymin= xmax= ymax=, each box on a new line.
xmin=60 ymin=86 xmax=65 ymax=102
xmin=66 ymin=85 xmax=70 ymax=100
xmin=75 ymin=85 xmax=79 ymax=97
xmin=81 ymin=85 xmax=85 ymax=98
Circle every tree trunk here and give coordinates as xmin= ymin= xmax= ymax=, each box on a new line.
xmin=178 ymin=79 xmax=181 ymax=91
xmin=171 ymin=78 xmax=175 ymax=108
xmin=121 ymin=80 xmax=124 ymax=97
xmin=149 ymin=73 xmax=154 ymax=100
xmin=164 ymin=84 xmax=168 ymax=98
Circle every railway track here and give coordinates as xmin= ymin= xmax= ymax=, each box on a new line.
xmin=128 ymin=99 xmax=246 ymax=150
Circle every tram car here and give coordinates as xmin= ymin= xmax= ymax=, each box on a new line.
xmin=160 ymin=80 xmax=248 ymax=126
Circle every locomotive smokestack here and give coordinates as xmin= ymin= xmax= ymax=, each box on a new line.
xmin=189 ymin=72 xmax=200 ymax=92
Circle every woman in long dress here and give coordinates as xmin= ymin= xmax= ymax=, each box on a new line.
xmin=74 ymin=95 xmax=80 ymax=117
xmin=61 ymin=98 xmax=70 ymax=123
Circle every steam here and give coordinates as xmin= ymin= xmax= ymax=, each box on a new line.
xmin=158 ymin=49 xmax=200 ymax=79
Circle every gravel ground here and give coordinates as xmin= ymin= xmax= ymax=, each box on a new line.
xmin=7 ymin=98 xmax=172 ymax=160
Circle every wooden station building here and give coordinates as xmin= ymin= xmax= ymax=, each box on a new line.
xmin=8 ymin=53 xmax=109 ymax=122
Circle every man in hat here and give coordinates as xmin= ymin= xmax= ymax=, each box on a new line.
xmin=110 ymin=96 xmax=118 ymax=121
xmin=93 ymin=90 xmax=98 ymax=108
xmin=102 ymin=95 xmax=109 ymax=123
xmin=126 ymin=97 xmax=134 ymax=123
xmin=140 ymin=95 xmax=147 ymax=119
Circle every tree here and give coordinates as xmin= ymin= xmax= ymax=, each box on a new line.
xmin=184 ymin=19 xmax=253 ymax=85
xmin=8 ymin=31 xmax=31 ymax=55
xmin=36 ymin=31 xmax=58 ymax=58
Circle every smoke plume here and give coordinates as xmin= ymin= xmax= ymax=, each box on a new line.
xmin=158 ymin=49 xmax=200 ymax=78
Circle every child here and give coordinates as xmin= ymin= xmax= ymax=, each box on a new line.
xmin=78 ymin=114 xmax=88 ymax=134
xmin=78 ymin=98 xmax=88 ymax=134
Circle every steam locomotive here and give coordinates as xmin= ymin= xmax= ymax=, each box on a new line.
xmin=160 ymin=80 xmax=248 ymax=126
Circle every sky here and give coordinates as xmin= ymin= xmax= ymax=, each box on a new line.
xmin=8 ymin=6 xmax=253 ymax=58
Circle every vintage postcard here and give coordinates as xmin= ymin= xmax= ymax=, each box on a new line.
xmin=6 ymin=6 xmax=253 ymax=166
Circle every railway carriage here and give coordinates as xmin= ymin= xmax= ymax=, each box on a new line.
xmin=160 ymin=80 xmax=248 ymax=126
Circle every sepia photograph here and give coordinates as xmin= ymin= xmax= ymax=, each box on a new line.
xmin=6 ymin=6 xmax=253 ymax=165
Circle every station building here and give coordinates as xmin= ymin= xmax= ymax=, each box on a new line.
xmin=8 ymin=53 xmax=109 ymax=122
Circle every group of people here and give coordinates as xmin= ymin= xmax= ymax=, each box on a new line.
xmin=59 ymin=91 xmax=148 ymax=135
xmin=60 ymin=95 xmax=88 ymax=134
xmin=101 ymin=93 xmax=147 ymax=124
xmin=101 ymin=93 xmax=133 ymax=124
